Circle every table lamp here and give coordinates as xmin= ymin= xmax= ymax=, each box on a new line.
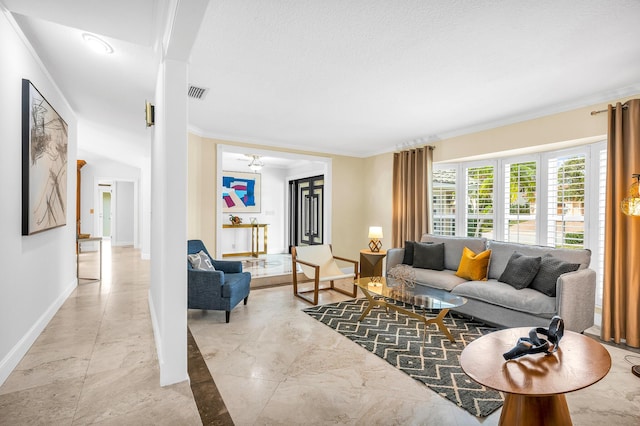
xmin=368 ymin=226 xmax=383 ymax=252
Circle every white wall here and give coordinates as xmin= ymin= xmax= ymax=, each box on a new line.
xmin=76 ymin=154 xmax=139 ymax=247
xmin=115 ymin=181 xmax=135 ymax=246
xmin=0 ymin=10 xmax=78 ymax=385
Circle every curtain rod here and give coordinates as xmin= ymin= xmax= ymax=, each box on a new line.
xmin=394 ymin=143 xmax=436 ymax=152
xmin=590 ymin=104 xmax=629 ymax=115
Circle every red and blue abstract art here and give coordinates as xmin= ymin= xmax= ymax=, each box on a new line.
xmin=222 ymin=171 xmax=261 ymax=213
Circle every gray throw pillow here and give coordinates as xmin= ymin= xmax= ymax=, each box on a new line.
xmin=402 ymin=241 xmax=416 ymax=265
xmin=498 ymin=251 xmax=542 ymax=289
xmin=529 ymin=254 xmax=579 ymax=297
xmin=412 ymin=242 xmax=444 ymax=271
xmin=188 ymin=250 xmax=216 ymax=271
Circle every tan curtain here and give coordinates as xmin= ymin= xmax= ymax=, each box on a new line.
xmin=602 ymin=99 xmax=640 ymax=348
xmin=392 ymin=147 xmax=433 ymax=247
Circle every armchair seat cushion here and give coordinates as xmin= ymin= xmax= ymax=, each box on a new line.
xmin=187 ymin=239 xmax=251 ymax=322
xmin=222 ymin=272 xmax=252 ymax=300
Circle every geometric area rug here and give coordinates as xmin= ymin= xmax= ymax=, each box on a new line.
xmin=303 ymin=298 xmax=504 ymax=417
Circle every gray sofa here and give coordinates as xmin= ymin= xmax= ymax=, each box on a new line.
xmin=386 ymin=234 xmax=596 ymax=332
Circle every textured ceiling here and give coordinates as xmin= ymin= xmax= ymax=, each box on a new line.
xmin=188 ymin=0 xmax=640 ymax=156
xmin=4 ymin=0 xmax=640 ymax=161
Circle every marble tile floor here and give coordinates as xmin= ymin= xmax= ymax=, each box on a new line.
xmin=2 ymin=244 xmax=639 ymax=425
xmin=189 ymin=281 xmax=640 ymax=425
xmin=236 ymin=254 xmax=293 ymax=279
xmin=0 ymin=243 xmax=201 ymax=425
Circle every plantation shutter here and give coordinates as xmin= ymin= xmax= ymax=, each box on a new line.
xmin=596 ymin=147 xmax=607 ymax=306
xmin=432 ymin=168 xmax=456 ymax=236
xmin=547 ymin=154 xmax=586 ymax=248
xmin=466 ymin=165 xmax=494 ymax=238
xmin=503 ymin=161 xmax=537 ymax=243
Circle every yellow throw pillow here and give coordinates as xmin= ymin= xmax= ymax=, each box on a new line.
xmin=455 ymin=247 xmax=492 ymax=281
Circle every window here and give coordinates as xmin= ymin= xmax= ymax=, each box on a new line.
xmin=434 ymin=141 xmax=606 ymax=316
xmin=547 ymin=154 xmax=585 ymax=248
xmin=504 ymin=161 xmax=537 ymax=244
xmin=596 ymin=147 xmax=607 ymax=312
xmin=433 ymin=168 xmax=456 ymax=236
xmin=466 ymin=165 xmax=494 ymax=238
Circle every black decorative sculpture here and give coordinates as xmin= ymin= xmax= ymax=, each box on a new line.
xmin=503 ymin=316 xmax=564 ymax=361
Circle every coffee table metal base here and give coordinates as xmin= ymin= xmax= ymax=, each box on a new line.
xmin=358 ymin=286 xmax=456 ymax=343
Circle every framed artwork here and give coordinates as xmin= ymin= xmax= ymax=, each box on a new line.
xmin=22 ymin=79 xmax=69 ymax=235
xmin=222 ymin=171 xmax=261 ymax=213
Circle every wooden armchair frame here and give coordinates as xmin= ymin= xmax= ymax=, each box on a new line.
xmin=291 ymin=245 xmax=359 ymax=305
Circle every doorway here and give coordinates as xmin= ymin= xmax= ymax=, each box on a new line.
xmin=215 ymin=144 xmax=333 ymax=259
xmin=98 ymin=184 xmax=113 ymax=238
xmin=289 ymin=175 xmax=324 ymax=250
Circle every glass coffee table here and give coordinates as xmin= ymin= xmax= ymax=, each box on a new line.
xmin=355 ymin=276 xmax=467 ymax=343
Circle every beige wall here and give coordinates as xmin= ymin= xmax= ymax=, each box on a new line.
xmin=433 ymin=94 xmax=639 ymax=163
xmin=187 ymin=133 xmax=216 ymax=251
xmin=361 ymin=152 xmax=394 ymax=251
xmin=189 ymin=94 xmax=639 ymax=256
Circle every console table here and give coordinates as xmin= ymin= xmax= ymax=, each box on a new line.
xmin=222 ymin=224 xmax=268 ymax=258
xmin=460 ymin=327 xmax=611 ymax=425
xmin=77 ymin=236 xmax=103 ymax=282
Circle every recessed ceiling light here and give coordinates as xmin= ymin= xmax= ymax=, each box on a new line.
xmin=82 ymin=33 xmax=114 ymax=54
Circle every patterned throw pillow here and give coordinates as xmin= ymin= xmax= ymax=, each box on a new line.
xmin=498 ymin=251 xmax=542 ymax=289
xmin=188 ymin=250 xmax=215 ymax=271
xmin=529 ymin=254 xmax=579 ymax=297
xmin=455 ymin=246 xmax=492 ymax=281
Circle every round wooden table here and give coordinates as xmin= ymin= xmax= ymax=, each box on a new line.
xmin=460 ymin=327 xmax=611 ymax=426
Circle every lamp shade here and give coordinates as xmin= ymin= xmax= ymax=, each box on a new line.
xmin=368 ymin=226 xmax=383 ymax=239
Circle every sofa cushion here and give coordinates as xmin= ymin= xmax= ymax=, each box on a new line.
xmin=413 ymin=242 xmax=444 ymax=270
xmin=420 ymin=234 xmax=486 ymax=271
xmin=402 ymin=241 xmax=415 ymax=265
xmin=498 ymin=251 xmax=541 ymax=289
xmin=486 ymin=240 xmax=591 ymax=280
xmin=529 ymin=254 xmax=580 ymax=297
xmin=188 ymin=250 xmax=215 ymax=271
xmin=410 ymin=269 xmax=468 ymax=291
xmin=455 ymin=247 xmax=491 ymax=281
xmin=451 ymin=280 xmax=556 ymax=316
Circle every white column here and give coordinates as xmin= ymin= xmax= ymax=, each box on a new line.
xmin=149 ymin=58 xmax=188 ymax=386
xmin=148 ymin=0 xmax=209 ymax=387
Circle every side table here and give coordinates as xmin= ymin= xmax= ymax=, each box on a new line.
xmin=460 ymin=327 xmax=611 ymax=425
xmin=359 ymin=249 xmax=386 ymax=278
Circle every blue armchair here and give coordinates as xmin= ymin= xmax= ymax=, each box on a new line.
xmin=187 ymin=240 xmax=251 ymax=323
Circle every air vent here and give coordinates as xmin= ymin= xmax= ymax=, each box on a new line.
xmin=188 ymin=85 xmax=209 ymax=100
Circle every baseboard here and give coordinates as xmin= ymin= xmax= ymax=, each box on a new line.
xmin=0 ymin=278 xmax=76 ymax=386
xmin=112 ymin=241 xmax=134 ymax=247
xmin=147 ymin=290 xmax=188 ymax=386
xmin=141 ymin=251 xmax=150 ymax=260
